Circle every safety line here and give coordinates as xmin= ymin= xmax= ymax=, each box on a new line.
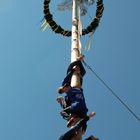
xmin=83 ymin=61 xmax=140 ymax=123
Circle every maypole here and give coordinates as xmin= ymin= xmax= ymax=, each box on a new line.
xmin=42 ymin=0 xmax=104 ymax=139
xmin=71 ymin=0 xmax=81 ymax=88
xmin=71 ymin=2 xmax=83 ymax=139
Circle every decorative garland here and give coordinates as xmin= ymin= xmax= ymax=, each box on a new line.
xmin=43 ymin=0 xmax=104 ymax=37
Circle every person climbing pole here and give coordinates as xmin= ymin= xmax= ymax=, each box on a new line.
xmin=58 ymin=54 xmax=86 ymax=94
xmin=57 ymin=55 xmax=88 ymax=127
xmin=58 ymin=112 xmax=99 ymax=140
xmin=56 ymin=83 xmax=88 ymax=127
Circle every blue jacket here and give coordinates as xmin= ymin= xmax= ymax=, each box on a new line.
xmin=65 ymin=88 xmax=88 ymax=115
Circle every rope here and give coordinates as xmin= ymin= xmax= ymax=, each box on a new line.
xmin=83 ymin=61 xmax=140 ymax=123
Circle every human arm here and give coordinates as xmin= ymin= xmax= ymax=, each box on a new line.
xmin=67 ymin=60 xmax=86 ymax=77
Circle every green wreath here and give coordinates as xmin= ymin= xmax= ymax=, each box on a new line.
xmin=43 ymin=0 xmax=104 ymax=37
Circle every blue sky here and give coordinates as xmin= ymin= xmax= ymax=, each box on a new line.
xmin=0 ymin=0 xmax=140 ymax=140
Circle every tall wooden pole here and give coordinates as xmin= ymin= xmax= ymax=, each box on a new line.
xmin=71 ymin=0 xmax=83 ymax=140
xmin=71 ymin=0 xmax=81 ymax=88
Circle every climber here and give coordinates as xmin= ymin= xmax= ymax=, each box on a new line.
xmin=58 ymin=54 xmax=86 ymax=94
xmin=58 ymin=112 xmax=99 ymax=140
xmin=57 ymin=54 xmax=88 ymax=127
xmin=56 ymin=83 xmax=88 ymax=127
